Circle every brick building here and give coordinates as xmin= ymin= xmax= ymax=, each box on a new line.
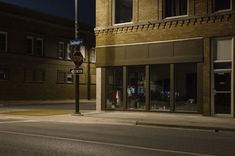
xmin=0 ymin=2 xmax=96 ymax=101
xmin=95 ymin=0 xmax=235 ymax=117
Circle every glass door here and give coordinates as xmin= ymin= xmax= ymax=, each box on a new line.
xmin=213 ymin=70 xmax=232 ymax=115
xmin=212 ymin=37 xmax=233 ymax=116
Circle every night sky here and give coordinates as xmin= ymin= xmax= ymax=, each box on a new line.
xmin=0 ymin=0 xmax=95 ymax=26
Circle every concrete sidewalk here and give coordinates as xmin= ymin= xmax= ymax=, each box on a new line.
xmin=0 ymin=100 xmax=234 ymax=131
xmin=1 ymin=109 xmax=235 ymax=132
xmin=83 ymin=111 xmax=235 ymax=132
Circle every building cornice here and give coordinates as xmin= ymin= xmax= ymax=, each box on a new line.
xmin=95 ymin=11 xmax=234 ymax=36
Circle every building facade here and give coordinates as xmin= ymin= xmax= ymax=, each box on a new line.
xmin=0 ymin=2 xmax=96 ymax=101
xmin=95 ymin=0 xmax=235 ymax=117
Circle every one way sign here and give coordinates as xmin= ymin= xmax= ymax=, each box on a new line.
xmin=70 ymin=68 xmax=83 ymax=74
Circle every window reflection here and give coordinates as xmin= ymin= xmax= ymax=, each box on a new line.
xmin=106 ymin=67 xmax=123 ymax=109
xmin=150 ymin=65 xmax=170 ymax=111
xmin=127 ymin=66 xmax=145 ymax=110
xmin=115 ymin=0 xmax=133 ymax=24
xmin=175 ymin=64 xmax=197 ymax=112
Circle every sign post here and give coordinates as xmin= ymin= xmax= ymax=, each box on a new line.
xmin=72 ymin=0 xmax=83 ymax=115
xmin=72 ymin=50 xmax=83 ymax=115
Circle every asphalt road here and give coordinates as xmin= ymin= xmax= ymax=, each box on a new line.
xmin=0 ymin=119 xmax=234 ymax=156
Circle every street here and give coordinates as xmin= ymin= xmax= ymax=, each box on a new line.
xmin=0 ymin=119 xmax=234 ymax=156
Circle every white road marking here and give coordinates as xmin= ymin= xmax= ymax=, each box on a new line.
xmin=0 ymin=130 xmax=215 ymax=156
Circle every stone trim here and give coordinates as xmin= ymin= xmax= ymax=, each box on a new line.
xmin=95 ymin=12 xmax=234 ymax=36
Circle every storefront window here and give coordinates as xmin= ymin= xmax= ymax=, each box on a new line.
xmin=150 ymin=65 xmax=170 ymax=111
xmin=106 ymin=67 xmax=123 ymax=109
xmin=175 ymin=64 xmax=197 ymax=112
xmin=127 ymin=66 xmax=145 ymax=110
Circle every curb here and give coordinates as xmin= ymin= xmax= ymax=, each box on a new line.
xmin=136 ymin=121 xmax=235 ymax=132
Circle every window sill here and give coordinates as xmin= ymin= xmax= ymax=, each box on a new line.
xmin=164 ymin=15 xmax=189 ymax=20
xmin=113 ymin=21 xmax=133 ymax=26
xmin=212 ymin=9 xmax=233 ymax=14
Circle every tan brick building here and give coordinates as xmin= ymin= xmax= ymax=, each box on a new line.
xmin=0 ymin=2 xmax=96 ymax=101
xmin=95 ymin=0 xmax=235 ymax=117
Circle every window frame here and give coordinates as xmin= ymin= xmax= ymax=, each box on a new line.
xmin=90 ymin=48 xmax=96 ymax=63
xmin=58 ymin=41 xmax=65 ymax=59
xmin=66 ymin=43 xmax=71 ymax=60
xmin=0 ymin=31 xmax=7 ymax=52
xmin=113 ymin=0 xmax=134 ymax=25
xmin=213 ymin=0 xmax=232 ymax=13
xmin=163 ymin=0 xmax=189 ymax=19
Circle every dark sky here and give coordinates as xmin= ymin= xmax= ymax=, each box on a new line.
xmin=0 ymin=0 xmax=95 ymax=26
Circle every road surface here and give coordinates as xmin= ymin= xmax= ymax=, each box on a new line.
xmin=0 ymin=118 xmax=234 ymax=156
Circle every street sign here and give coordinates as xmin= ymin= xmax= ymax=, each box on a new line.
xmin=70 ymin=39 xmax=83 ymax=46
xmin=72 ymin=51 xmax=83 ymax=68
xmin=70 ymin=68 xmax=83 ymax=74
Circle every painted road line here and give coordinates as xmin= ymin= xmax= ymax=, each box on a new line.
xmin=0 ymin=130 xmax=215 ymax=156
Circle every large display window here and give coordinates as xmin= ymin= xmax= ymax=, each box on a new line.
xmin=150 ymin=65 xmax=170 ymax=111
xmin=127 ymin=66 xmax=145 ymax=110
xmin=106 ymin=67 xmax=123 ymax=109
xmin=174 ymin=64 xmax=197 ymax=112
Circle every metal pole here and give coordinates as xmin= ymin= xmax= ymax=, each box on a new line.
xmin=74 ymin=0 xmax=81 ymax=115
xmin=75 ymin=0 xmax=78 ymax=40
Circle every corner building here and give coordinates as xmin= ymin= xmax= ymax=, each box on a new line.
xmin=95 ymin=0 xmax=235 ymax=117
xmin=0 ymin=2 xmax=96 ymax=101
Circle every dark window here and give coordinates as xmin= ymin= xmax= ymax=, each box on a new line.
xmin=57 ymin=71 xmax=73 ymax=83
xmin=24 ymin=69 xmax=45 ymax=82
xmin=0 ymin=69 xmax=9 ymax=80
xmin=35 ymin=70 xmax=45 ymax=82
xmin=26 ymin=37 xmax=34 ymax=54
xmin=36 ymin=38 xmax=43 ymax=56
xmin=175 ymin=64 xmax=197 ymax=112
xmin=164 ymin=0 xmax=188 ymax=18
xmin=150 ymin=65 xmax=170 ymax=111
xmin=0 ymin=32 xmax=7 ymax=52
xmin=127 ymin=66 xmax=145 ymax=110
xmin=115 ymin=0 xmax=133 ymax=24
xmin=214 ymin=0 xmax=231 ymax=12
